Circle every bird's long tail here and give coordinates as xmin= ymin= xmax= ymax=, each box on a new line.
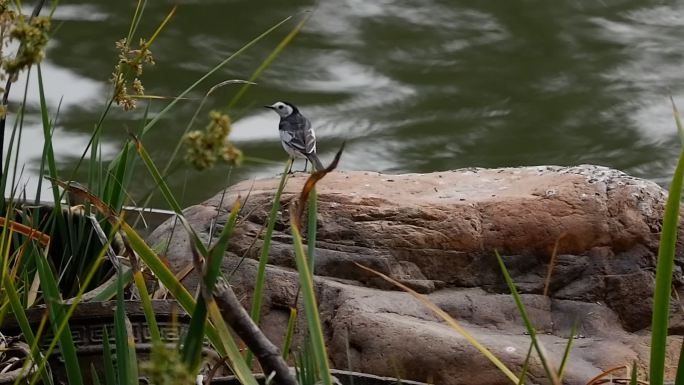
xmin=306 ymin=153 xmax=325 ymax=171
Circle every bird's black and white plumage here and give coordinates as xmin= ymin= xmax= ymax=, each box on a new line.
xmin=265 ymin=101 xmax=324 ymax=172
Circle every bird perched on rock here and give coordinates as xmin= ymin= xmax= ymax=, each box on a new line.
xmin=265 ymin=101 xmax=324 ymax=172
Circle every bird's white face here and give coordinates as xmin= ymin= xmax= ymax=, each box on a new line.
xmin=267 ymin=101 xmax=294 ymax=117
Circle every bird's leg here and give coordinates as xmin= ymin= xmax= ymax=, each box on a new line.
xmin=287 ymin=158 xmax=294 ymax=174
xmin=302 ymin=159 xmax=309 ymax=173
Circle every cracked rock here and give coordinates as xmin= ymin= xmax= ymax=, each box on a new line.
xmin=147 ymin=165 xmax=684 ymax=385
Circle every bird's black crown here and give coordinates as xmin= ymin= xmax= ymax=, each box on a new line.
xmin=281 ymin=101 xmax=299 ymax=113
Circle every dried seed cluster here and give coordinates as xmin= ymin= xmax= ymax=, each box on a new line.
xmin=183 ymin=110 xmax=243 ymax=170
xmin=0 ymin=2 xmax=51 ymax=117
xmin=111 ymin=37 xmax=155 ymax=110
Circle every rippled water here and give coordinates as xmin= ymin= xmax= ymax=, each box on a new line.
xmin=7 ymin=1 xmax=684 ymax=206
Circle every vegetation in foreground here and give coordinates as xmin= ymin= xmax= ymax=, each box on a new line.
xmin=0 ymin=1 xmax=682 ymax=385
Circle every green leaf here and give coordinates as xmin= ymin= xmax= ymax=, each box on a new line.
xmin=495 ymin=251 xmax=560 ymax=385
xmin=33 ymin=243 xmax=83 ymax=385
xmin=3 ymin=270 xmax=53 ymax=385
xmin=181 ymin=200 xmax=240 ymax=370
xmin=246 ymin=159 xmax=291 ymax=366
xmin=206 ymin=301 xmax=260 ymax=385
xmin=675 ymin=322 xmax=684 ymax=385
xmin=290 ymin=219 xmax=332 ymax=385
xmin=134 ymin=137 xmax=183 ymax=213
xmin=139 ymin=16 xmax=293 ymax=138
xmin=120 ymin=220 xmax=250 ymax=375
xmin=133 ymin=269 xmax=161 ymax=345
xmin=517 ymin=343 xmax=533 ymax=385
xmin=281 ymin=307 xmax=297 ymax=361
xmin=557 ymin=321 xmax=576 ymax=379
xmin=91 ymin=363 xmax=102 ymax=385
xmin=36 ymin=65 xmax=61 ymax=211
xmin=102 ymin=328 xmax=117 ymax=385
xmin=227 ymin=13 xmax=310 ymax=108
xmin=90 ymin=267 xmax=133 ymax=302
xmin=115 ymin=270 xmax=131 ymax=385
xmin=650 ymin=100 xmax=684 ymax=385
xmin=631 ymin=360 xmax=638 ymax=385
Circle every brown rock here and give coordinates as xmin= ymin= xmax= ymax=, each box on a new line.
xmin=147 ymin=165 xmax=684 ymax=385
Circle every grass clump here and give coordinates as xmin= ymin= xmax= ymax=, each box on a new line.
xmin=0 ymin=1 xmax=318 ymax=384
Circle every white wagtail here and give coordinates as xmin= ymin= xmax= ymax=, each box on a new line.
xmin=265 ymin=101 xmax=324 ymax=172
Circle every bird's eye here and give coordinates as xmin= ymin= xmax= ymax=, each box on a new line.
xmin=278 ymin=105 xmax=283 ymax=109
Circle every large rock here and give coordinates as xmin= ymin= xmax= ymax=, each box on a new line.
xmin=147 ymin=165 xmax=684 ymax=385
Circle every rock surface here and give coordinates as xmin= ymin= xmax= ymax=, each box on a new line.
xmin=148 ymin=165 xmax=684 ymax=385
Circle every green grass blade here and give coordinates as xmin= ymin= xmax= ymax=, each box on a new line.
xmin=181 ymin=200 xmax=240 ymax=370
xmin=102 ymin=328 xmax=117 ymax=385
xmin=206 ymin=200 xmax=240 ymax=295
xmin=126 ymin=0 xmax=147 ymax=44
xmin=675 ymin=332 xmax=684 ymax=385
xmin=3 ymin=270 xmax=53 ymax=385
xmin=88 ymin=112 xmax=101 ymax=195
xmin=2 ymin=100 xmax=26 ymax=210
xmin=281 ymin=307 xmax=297 ymax=361
xmin=36 ymin=65 xmax=61 ymax=209
xmin=132 ymin=269 xmax=161 ymax=344
xmin=517 ymin=342 xmax=534 ymax=385
xmin=139 ymin=15 xmax=292 ymax=138
xmin=115 ymin=269 xmax=131 ymax=385
xmin=33 ymin=244 xmax=83 ymax=385
xmin=142 ymin=5 xmax=175 ymax=49
xmin=120 ymin=222 xmax=229 ymax=360
xmin=61 ymin=176 xmax=246 ymax=379
xmin=121 ymin=222 xmax=195 ymax=309
xmin=246 ymin=159 xmax=291 ymax=365
xmin=28 ymin=226 xmax=110 ymax=385
xmin=630 ymin=361 xmax=638 ymax=385
xmin=206 ymin=301 xmax=259 ymax=385
xmin=133 ymin=137 xmax=183 ymax=213
xmin=90 ymin=267 xmax=133 ymax=302
xmin=113 ymin=268 xmax=139 ymax=385
xmin=157 ymin=80 xmax=252 ymax=187
xmin=295 ymin=338 xmax=317 ymax=385
xmin=3 ymin=270 xmax=36 ymax=343
xmin=103 ymin=140 xmax=130 ymax=211
xmin=227 ymin=13 xmax=309 ymax=109
xmin=557 ymin=321 xmax=576 ymax=380
xmin=91 ymin=364 xmax=102 ymax=385
xmin=290 ymin=220 xmax=332 ymax=385
xmin=650 ymin=100 xmax=684 ymax=385
xmin=180 ymin=294 xmax=209 ymax=369
xmin=125 ymin=315 xmax=139 ymax=384
xmin=494 ymin=251 xmax=559 ymax=385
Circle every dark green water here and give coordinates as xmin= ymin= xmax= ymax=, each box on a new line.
xmin=8 ymin=1 xmax=684 ymax=207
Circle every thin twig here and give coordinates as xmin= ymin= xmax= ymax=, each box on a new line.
xmin=213 ymin=277 xmax=297 ymax=385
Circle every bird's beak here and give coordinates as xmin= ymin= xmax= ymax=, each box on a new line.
xmin=264 ymin=105 xmax=275 ymax=110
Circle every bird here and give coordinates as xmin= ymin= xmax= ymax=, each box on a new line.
xmin=265 ymin=101 xmax=324 ymax=173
